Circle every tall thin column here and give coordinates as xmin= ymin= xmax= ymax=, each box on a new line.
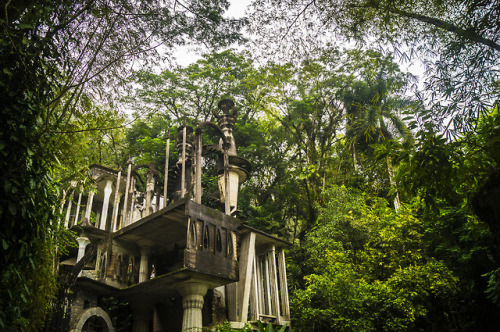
xmin=195 ymin=129 xmax=203 ymax=203
xmin=181 ymin=125 xmax=187 ymax=198
xmin=111 ymin=170 xmax=122 ymax=231
xmin=64 ymin=190 xmax=74 ymax=228
xmin=238 ymin=232 xmax=256 ymax=322
xmin=100 ymin=179 xmax=113 ymax=230
xmin=76 ymin=236 xmax=90 ymax=277
xmin=179 ymin=283 xmax=208 ymax=332
xmin=84 ymin=187 xmax=95 ymax=225
xmin=139 ymin=247 xmax=151 ymax=283
xmin=128 ymin=176 xmax=136 ymax=225
xmin=223 ymin=144 xmax=230 ymax=215
xmin=73 ymin=190 xmax=82 ymax=226
xmin=278 ymin=248 xmax=290 ymax=321
xmin=59 ymin=189 xmax=67 ymax=214
xmin=163 ymin=133 xmax=170 ymax=208
xmin=122 ymin=160 xmax=133 ymax=228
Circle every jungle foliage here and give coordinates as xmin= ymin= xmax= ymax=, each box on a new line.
xmin=1 ymin=0 xmax=499 ymax=331
xmin=0 ymin=0 xmax=244 ymax=329
xmin=120 ymin=49 xmax=500 ymax=331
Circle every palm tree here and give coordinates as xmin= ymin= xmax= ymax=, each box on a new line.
xmin=342 ymin=76 xmax=413 ymax=210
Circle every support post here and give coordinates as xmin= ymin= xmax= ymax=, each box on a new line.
xmin=122 ymin=160 xmax=133 ymax=228
xmin=179 ymin=283 xmax=208 ymax=332
xmin=139 ymin=247 xmax=151 ymax=283
xmin=64 ymin=190 xmax=74 ymax=228
xmin=128 ymin=176 xmax=136 ymax=226
xmin=145 ymin=168 xmax=155 ymax=217
xmin=223 ymin=144 xmax=230 ymax=215
xmin=181 ymin=125 xmax=187 ymax=198
xmin=268 ymin=245 xmax=281 ymax=319
xmin=163 ymin=133 xmax=170 ymax=208
xmin=73 ymin=190 xmax=82 ymax=226
xmin=59 ymin=189 xmax=67 ymax=215
xmin=237 ymin=232 xmax=256 ymax=322
xmin=277 ymin=248 xmax=290 ymax=321
xmin=76 ymin=236 xmax=90 ymax=277
xmin=100 ymin=179 xmax=113 ymax=230
xmin=84 ymin=188 xmax=95 ymax=225
xmin=111 ymin=169 xmax=122 ymax=231
xmin=195 ymin=129 xmax=203 ymax=203
xmin=252 ymin=255 xmax=261 ymax=320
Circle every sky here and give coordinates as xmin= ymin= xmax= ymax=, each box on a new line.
xmin=172 ymin=1 xmax=248 ymax=67
xmin=171 ymin=0 xmax=425 ymax=84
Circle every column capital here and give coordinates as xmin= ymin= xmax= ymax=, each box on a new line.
xmin=178 ymin=282 xmax=208 ymax=298
xmin=76 ymin=236 xmax=91 ymax=247
xmin=182 ymin=297 xmax=204 ymax=310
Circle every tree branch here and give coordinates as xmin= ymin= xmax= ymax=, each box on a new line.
xmin=353 ymin=3 xmax=500 ymax=52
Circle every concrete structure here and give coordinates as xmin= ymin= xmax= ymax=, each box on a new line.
xmin=59 ymin=100 xmax=291 ymax=331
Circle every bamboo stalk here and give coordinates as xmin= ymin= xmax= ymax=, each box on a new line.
xmin=181 ymin=125 xmax=187 ymax=198
xmin=121 ymin=160 xmax=132 ymax=229
xmin=163 ymin=132 xmax=170 ymax=208
xmin=195 ymin=129 xmax=202 ymax=203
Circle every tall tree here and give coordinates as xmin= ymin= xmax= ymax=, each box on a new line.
xmin=249 ymin=0 xmax=499 ymax=135
xmin=339 ymin=50 xmax=413 ymax=208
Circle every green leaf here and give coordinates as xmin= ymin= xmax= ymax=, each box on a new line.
xmin=2 ymin=239 xmax=8 ymax=250
xmin=4 ymin=179 xmax=11 ymax=193
xmin=8 ymin=201 xmax=16 ymax=215
xmin=3 ymin=68 xmax=12 ymax=77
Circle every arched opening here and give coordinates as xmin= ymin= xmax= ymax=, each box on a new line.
xmin=71 ymin=307 xmax=115 ymax=332
xmin=82 ymin=315 xmax=108 ymax=332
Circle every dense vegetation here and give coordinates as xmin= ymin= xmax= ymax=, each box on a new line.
xmin=1 ymin=0 xmax=499 ymax=331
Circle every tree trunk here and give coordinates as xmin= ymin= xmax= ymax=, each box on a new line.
xmin=386 ymin=155 xmax=401 ymax=210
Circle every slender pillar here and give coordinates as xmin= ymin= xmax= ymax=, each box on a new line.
xmin=181 ymin=125 xmax=187 ymax=198
xmin=238 ymin=232 xmax=256 ymax=322
xmin=84 ymin=188 xmax=95 ymax=225
xmin=223 ymin=144 xmax=230 ymax=215
xmin=122 ymin=160 xmax=133 ymax=228
xmin=128 ymin=176 xmax=136 ymax=225
xmin=111 ymin=192 xmax=122 ymax=231
xmin=64 ymin=190 xmax=74 ymax=228
xmin=195 ymin=129 xmax=203 ymax=203
xmin=179 ymin=283 xmax=208 ymax=332
xmin=145 ymin=166 xmax=155 ymax=216
xmin=111 ymin=170 xmax=122 ymax=231
xmin=139 ymin=247 xmax=151 ymax=283
xmin=76 ymin=236 xmax=90 ymax=277
xmin=268 ymin=246 xmax=281 ymax=319
xmin=100 ymin=179 xmax=113 ymax=230
xmin=73 ymin=190 xmax=82 ymax=226
xmin=59 ymin=189 xmax=67 ymax=214
xmin=163 ymin=133 xmax=170 ymax=208
xmin=278 ymin=248 xmax=290 ymax=321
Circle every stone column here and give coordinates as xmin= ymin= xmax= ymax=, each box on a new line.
xmin=76 ymin=236 xmax=90 ymax=277
xmin=64 ymin=191 xmax=73 ymax=228
xmin=73 ymin=191 xmax=82 ymax=226
xmin=131 ymin=301 xmax=152 ymax=332
xmin=100 ymin=179 xmax=113 ymax=230
xmin=139 ymin=247 xmax=151 ymax=283
xmin=84 ymin=189 xmax=95 ymax=225
xmin=111 ymin=170 xmax=122 ymax=231
xmin=111 ymin=192 xmax=122 ymax=232
xmin=179 ymin=283 xmax=208 ymax=332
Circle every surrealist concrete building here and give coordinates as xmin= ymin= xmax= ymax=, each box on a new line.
xmin=59 ymin=100 xmax=291 ymax=332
